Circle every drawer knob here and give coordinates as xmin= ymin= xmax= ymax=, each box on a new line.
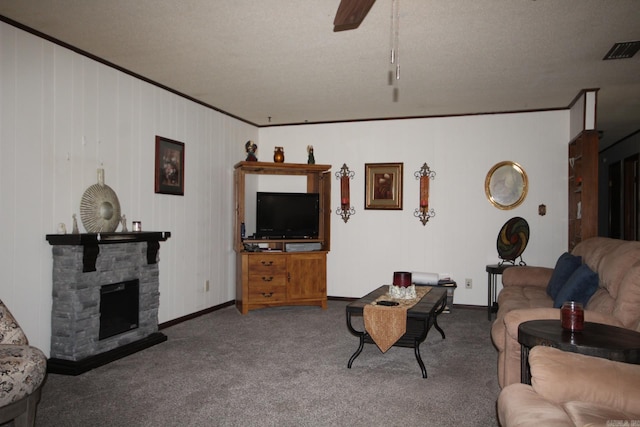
xmin=261 ymin=292 xmax=274 ymax=298
xmin=261 ymin=260 xmax=273 ymax=266
xmin=262 ymin=276 xmax=273 ymax=282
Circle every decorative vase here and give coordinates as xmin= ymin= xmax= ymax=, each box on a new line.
xmin=274 ymin=147 xmax=285 ymax=163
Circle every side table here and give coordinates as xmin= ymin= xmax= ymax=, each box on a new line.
xmin=485 ymin=264 xmax=515 ymax=320
xmin=518 ymin=319 xmax=640 ymax=384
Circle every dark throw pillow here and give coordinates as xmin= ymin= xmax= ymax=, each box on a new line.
xmin=546 ymin=252 xmax=582 ymax=299
xmin=553 ymin=264 xmax=599 ymax=308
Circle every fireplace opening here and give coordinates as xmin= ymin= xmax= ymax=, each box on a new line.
xmin=99 ymin=279 xmax=140 ymax=340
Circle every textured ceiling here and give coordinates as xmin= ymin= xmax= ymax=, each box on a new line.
xmin=1 ymin=0 xmax=639 ymax=149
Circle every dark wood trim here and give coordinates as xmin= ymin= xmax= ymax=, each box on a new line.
xmin=154 ymin=295 xmax=486 ymax=337
xmin=451 ymin=303 xmax=485 ymax=311
xmin=45 ymin=232 xmax=171 ymax=246
xmin=328 ymin=296 xmax=357 ymax=302
xmin=158 ymin=301 xmax=235 ymax=330
xmin=1 ymin=15 xmax=581 ymax=129
xmin=567 ymin=88 xmax=600 ymax=110
xmin=259 ymin=107 xmax=568 ymax=128
xmin=0 ymin=15 xmax=257 ymax=128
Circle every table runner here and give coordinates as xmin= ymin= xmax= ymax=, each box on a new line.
xmin=363 ymin=286 xmax=431 ymax=352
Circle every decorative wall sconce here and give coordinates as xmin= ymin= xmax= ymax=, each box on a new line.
xmin=336 ymin=163 xmax=355 ymax=223
xmin=414 ymin=163 xmax=436 ymax=226
xmin=538 ymin=204 xmax=547 ymax=216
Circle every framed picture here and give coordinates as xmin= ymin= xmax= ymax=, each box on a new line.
xmin=155 ymin=136 xmax=185 ymax=195
xmin=365 ymin=162 xmax=403 ymax=210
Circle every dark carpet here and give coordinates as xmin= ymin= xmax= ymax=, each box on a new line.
xmin=35 ymin=301 xmax=500 ymax=426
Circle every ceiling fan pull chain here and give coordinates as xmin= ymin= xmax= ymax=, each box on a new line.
xmin=390 ymin=0 xmax=397 ymax=65
xmin=390 ymin=0 xmax=400 ymax=82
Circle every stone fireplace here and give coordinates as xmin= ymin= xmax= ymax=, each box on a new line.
xmin=46 ymin=232 xmax=170 ymax=375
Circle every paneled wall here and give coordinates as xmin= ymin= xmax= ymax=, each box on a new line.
xmin=0 ymin=22 xmax=257 ymax=355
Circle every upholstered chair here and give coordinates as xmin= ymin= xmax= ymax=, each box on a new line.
xmin=0 ymin=299 xmax=47 ymax=427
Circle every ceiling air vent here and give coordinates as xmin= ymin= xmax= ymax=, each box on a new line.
xmin=603 ymin=41 xmax=640 ymax=60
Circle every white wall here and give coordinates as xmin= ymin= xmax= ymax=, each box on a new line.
xmin=0 ymin=22 xmax=257 ymax=356
xmin=258 ymin=112 xmax=570 ymax=302
xmin=1 ymin=20 xmax=571 ymax=357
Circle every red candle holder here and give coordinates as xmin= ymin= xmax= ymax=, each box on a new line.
xmin=561 ymin=301 xmax=584 ymax=332
xmin=393 ymin=271 xmax=412 ymax=288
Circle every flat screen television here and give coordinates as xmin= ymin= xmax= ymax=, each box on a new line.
xmin=256 ymin=192 xmax=320 ymax=239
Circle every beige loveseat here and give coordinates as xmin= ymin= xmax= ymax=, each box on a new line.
xmin=491 ymin=237 xmax=640 ymax=388
xmin=498 ymin=346 xmax=640 ymax=426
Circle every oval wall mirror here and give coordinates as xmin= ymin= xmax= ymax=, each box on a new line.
xmin=485 ymin=161 xmax=528 ymax=210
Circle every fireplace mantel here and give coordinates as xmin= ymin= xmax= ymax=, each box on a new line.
xmin=46 ymin=232 xmax=171 ymax=272
xmin=46 ymin=231 xmax=171 ymax=245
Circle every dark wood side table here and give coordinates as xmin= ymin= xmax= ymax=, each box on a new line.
xmin=518 ymin=319 xmax=640 ymax=384
xmin=485 ymin=264 xmax=515 ymax=320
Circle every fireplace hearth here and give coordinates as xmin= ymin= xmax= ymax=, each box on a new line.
xmin=46 ymin=232 xmax=170 ymax=375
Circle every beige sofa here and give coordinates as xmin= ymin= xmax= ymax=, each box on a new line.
xmin=491 ymin=237 xmax=640 ymax=388
xmin=498 ymin=346 xmax=640 ymax=426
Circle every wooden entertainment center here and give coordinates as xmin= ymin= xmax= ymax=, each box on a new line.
xmin=234 ymin=161 xmax=332 ymax=314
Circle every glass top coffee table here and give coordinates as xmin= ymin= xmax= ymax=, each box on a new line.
xmin=345 ymin=285 xmax=447 ymax=378
xmin=518 ymin=319 xmax=640 ymax=384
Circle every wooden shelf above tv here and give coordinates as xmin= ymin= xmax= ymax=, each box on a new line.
xmin=234 ymin=161 xmax=331 ymax=175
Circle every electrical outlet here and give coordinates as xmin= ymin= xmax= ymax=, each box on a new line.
xmin=204 ymin=280 xmax=210 ymax=292
xmin=465 ymin=278 xmax=472 ymax=289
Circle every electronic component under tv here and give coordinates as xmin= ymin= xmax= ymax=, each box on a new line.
xmin=256 ymin=192 xmax=320 ymax=239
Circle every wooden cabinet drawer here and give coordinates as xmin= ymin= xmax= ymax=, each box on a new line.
xmin=248 ymin=283 xmax=286 ymax=302
xmin=248 ymin=274 xmax=286 ymax=287
xmin=248 ymin=256 xmax=286 ymax=275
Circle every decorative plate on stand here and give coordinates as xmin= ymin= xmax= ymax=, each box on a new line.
xmin=80 ymin=170 xmax=121 ymax=233
xmin=496 ymin=217 xmax=529 ymax=265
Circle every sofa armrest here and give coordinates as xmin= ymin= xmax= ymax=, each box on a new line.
xmin=503 ymin=308 xmax=562 ymax=340
xmin=502 ymin=266 xmax=553 ymax=289
xmin=497 ymin=383 xmax=573 ymax=427
xmin=0 ymin=300 xmax=28 ymax=345
xmin=497 ymin=308 xmax=625 ymax=387
xmin=529 ymin=346 xmax=640 ymax=416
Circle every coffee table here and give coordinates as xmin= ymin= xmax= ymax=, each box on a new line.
xmin=518 ymin=319 xmax=640 ymax=384
xmin=346 ymin=286 xmax=447 ymax=378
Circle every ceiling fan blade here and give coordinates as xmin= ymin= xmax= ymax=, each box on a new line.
xmin=333 ymin=0 xmax=376 ymax=32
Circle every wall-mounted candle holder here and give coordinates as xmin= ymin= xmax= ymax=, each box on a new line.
xmin=414 ymin=163 xmax=436 ymax=226
xmin=336 ymin=163 xmax=355 ymax=223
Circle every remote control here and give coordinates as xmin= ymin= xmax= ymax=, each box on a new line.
xmin=377 ymin=300 xmax=399 ymax=306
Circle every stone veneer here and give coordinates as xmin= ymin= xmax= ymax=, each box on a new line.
xmin=50 ymin=242 xmax=160 ymax=361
